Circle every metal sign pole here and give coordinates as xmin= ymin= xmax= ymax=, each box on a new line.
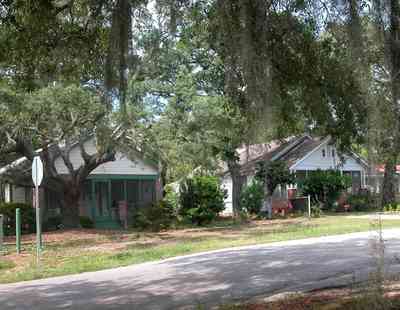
xmin=35 ymin=184 xmax=40 ymax=264
xmin=308 ymin=195 xmax=311 ymax=218
xmin=16 ymin=208 xmax=21 ymax=254
xmin=32 ymin=156 xmax=43 ymax=265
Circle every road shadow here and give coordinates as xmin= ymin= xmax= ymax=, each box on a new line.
xmin=1 ymin=236 xmax=400 ymax=309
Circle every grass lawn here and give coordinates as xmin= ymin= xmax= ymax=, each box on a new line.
xmin=0 ymin=213 xmax=399 ymax=284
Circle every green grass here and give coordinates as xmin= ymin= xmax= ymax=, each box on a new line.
xmin=1 ymin=214 xmax=399 ymax=284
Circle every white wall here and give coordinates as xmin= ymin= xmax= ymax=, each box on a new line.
xmin=4 ymin=183 xmax=10 ymax=203
xmin=54 ymin=139 xmax=158 ymax=176
xmin=290 ymin=142 xmax=364 ymax=172
xmin=221 ymin=175 xmax=233 ymax=215
xmin=12 ymin=185 xmax=26 ymax=203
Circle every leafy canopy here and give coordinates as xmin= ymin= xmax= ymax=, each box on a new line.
xmin=0 ymin=84 xmax=107 ymax=149
xmin=255 ymin=160 xmax=294 ymax=196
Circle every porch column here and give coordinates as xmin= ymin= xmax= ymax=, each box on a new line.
xmin=123 ymin=180 xmax=127 ymax=202
xmin=361 ymin=170 xmax=366 ymax=188
xmin=108 ymin=180 xmax=112 ymax=209
xmin=91 ymin=180 xmax=96 ymax=220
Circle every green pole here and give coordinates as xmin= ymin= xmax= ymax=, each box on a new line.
xmin=35 ymin=186 xmax=41 ymax=264
xmin=0 ymin=214 xmax=3 ymax=252
xmin=16 ymin=208 xmax=21 ymax=254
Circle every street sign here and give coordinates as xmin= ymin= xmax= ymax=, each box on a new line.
xmin=32 ymin=156 xmax=43 ymax=187
xmin=32 ymin=156 xmax=43 ymax=264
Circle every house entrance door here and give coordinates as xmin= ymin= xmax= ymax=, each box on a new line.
xmin=93 ymin=180 xmax=120 ymax=229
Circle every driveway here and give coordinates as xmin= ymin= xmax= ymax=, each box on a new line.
xmin=1 ymin=229 xmax=400 ymax=310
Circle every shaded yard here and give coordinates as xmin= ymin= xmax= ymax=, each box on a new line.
xmin=0 ymin=213 xmax=399 ymax=284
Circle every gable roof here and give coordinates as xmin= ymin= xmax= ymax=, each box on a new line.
xmin=0 ymin=138 xmax=159 ymax=178
xmin=228 ymin=135 xmax=367 ymax=176
xmin=239 ymin=135 xmax=313 ymax=175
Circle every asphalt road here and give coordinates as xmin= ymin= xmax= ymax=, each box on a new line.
xmin=1 ymin=229 xmax=400 ymax=310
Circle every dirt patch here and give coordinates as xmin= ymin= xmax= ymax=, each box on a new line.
xmin=0 ymin=218 xmax=316 ymax=260
xmin=225 ymin=283 xmax=400 ymax=310
xmin=4 ymin=229 xmax=127 ymax=245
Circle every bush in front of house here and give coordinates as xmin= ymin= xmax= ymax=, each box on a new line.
xmin=346 ymin=190 xmax=380 ymax=212
xmin=132 ymin=199 xmax=176 ymax=232
xmin=179 ymin=175 xmax=226 ymax=225
xmin=299 ymin=169 xmax=351 ymax=210
xmin=240 ymin=180 xmax=264 ymax=215
xmin=42 ymin=216 xmax=63 ymax=231
xmin=79 ymin=216 xmax=94 ymax=229
xmin=383 ymin=203 xmax=400 ymax=212
xmin=164 ymin=184 xmax=179 ymax=213
xmin=0 ymin=202 xmax=35 ymax=236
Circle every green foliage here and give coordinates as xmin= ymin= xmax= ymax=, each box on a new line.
xmin=79 ymin=216 xmax=94 ymax=229
xmin=132 ymin=200 xmax=176 ymax=232
xmin=299 ymin=170 xmax=351 ymax=210
xmin=164 ymin=184 xmax=179 ymax=212
xmin=179 ymin=175 xmax=226 ymax=225
xmin=240 ymin=181 xmax=264 ymax=215
xmin=0 ymin=259 xmax=15 ymax=271
xmin=0 ymin=84 xmax=118 ymax=170
xmin=347 ymin=191 xmax=380 ymax=212
xmin=255 ymin=160 xmax=294 ymax=196
xmin=0 ymin=203 xmax=35 ymax=236
xmin=384 ymin=203 xmax=400 ymax=212
xmin=311 ymin=204 xmax=323 ymax=218
xmin=42 ymin=216 xmax=62 ymax=232
xmin=0 ymin=1 xmax=108 ymax=90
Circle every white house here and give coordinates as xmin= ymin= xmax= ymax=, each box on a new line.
xmin=221 ymin=135 xmax=368 ymax=214
xmin=0 ymin=138 xmax=161 ymax=228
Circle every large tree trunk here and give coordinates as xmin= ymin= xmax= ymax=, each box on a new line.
xmin=60 ymin=182 xmax=82 ymax=228
xmin=382 ymin=155 xmax=397 ymax=207
xmin=381 ymin=0 xmax=400 ymax=208
xmin=227 ymin=160 xmax=243 ymax=216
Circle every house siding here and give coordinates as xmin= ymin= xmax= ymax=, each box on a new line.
xmin=54 ymin=139 xmax=158 ymax=176
xmin=291 ymin=142 xmax=364 ymax=172
xmin=221 ymin=175 xmax=233 ymax=215
xmin=12 ymin=185 xmax=26 ymax=203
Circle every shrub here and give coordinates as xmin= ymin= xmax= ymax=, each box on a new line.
xmin=255 ymin=160 xmax=294 ymax=196
xmin=240 ymin=180 xmax=264 ymax=215
xmin=179 ymin=175 xmax=226 ymax=225
xmin=383 ymin=203 xmax=400 ymax=212
xmin=79 ymin=216 xmax=94 ymax=229
xmin=0 ymin=202 xmax=35 ymax=236
xmin=164 ymin=184 xmax=179 ymax=214
xmin=132 ymin=199 xmax=176 ymax=232
xmin=347 ymin=191 xmax=380 ymax=212
xmin=299 ymin=169 xmax=351 ymax=210
xmin=43 ymin=216 xmax=63 ymax=231
xmin=311 ymin=204 xmax=323 ymax=218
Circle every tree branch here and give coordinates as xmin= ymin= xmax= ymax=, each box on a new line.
xmin=78 ymin=139 xmax=91 ymax=164
xmin=59 ymin=140 xmax=75 ymax=175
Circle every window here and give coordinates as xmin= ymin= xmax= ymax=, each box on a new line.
xmin=4 ymin=183 xmax=11 ymax=202
xmin=332 ymin=149 xmax=335 ymax=157
xmin=322 ymin=149 xmax=326 ymax=157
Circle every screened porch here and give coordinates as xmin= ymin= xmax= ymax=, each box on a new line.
xmin=81 ymin=176 xmax=158 ymax=228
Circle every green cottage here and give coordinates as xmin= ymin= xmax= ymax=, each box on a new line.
xmin=0 ymin=138 xmax=162 ymax=229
